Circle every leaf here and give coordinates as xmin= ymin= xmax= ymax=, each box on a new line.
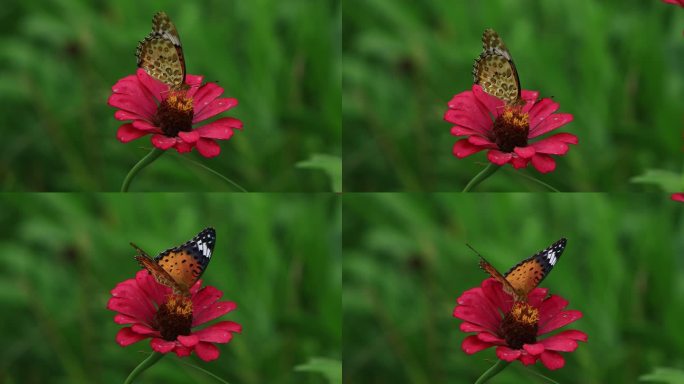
xmin=294 ymin=357 xmax=341 ymax=384
xmin=631 ymin=169 xmax=683 ymax=192
xmin=639 ymin=367 xmax=684 ymax=383
xmin=296 ymin=154 xmax=342 ymax=192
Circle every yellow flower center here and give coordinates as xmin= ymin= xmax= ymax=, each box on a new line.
xmin=491 ymin=106 xmax=529 ymax=152
xmin=499 ymin=301 xmax=539 ymax=349
xmin=153 ymin=294 xmax=193 ymax=341
xmin=154 ymin=90 xmax=194 ymax=137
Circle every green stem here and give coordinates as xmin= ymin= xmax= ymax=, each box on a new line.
xmin=177 ymin=155 xmax=248 ymax=192
xmin=177 ymin=359 xmax=232 ymax=384
xmin=510 ymin=170 xmax=560 ymax=192
xmin=124 ymin=352 xmax=165 ymax=384
xmin=120 ymin=148 xmax=165 ymax=192
xmin=474 ymin=359 xmax=510 ymax=384
xmin=463 ymin=163 xmax=500 ymax=192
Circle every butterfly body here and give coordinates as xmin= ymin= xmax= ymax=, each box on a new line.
xmin=479 ymin=238 xmax=566 ymax=302
xmin=473 ymin=28 xmax=522 ymax=105
xmin=136 ymin=11 xmax=187 ymax=90
xmin=133 ymin=227 xmax=216 ymax=296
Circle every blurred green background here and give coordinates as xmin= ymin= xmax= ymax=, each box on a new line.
xmin=343 ymin=0 xmax=684 ymax=191
xmin=0 ymin=0 xmax=340 ymax=191
xmin=0 ymin=193 xmax=341 ymax=383
xmin=343 ymin=193 xmax=684 ymax=383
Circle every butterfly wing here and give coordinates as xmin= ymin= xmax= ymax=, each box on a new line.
xmin=136 ymin=11 xmax=186 ymax=90
xmin=132 ymin=243 xmax=184 ymax=294
xmin=479 ymin=256 xmax=517 ymax=298
xmin=472 ymin=28 xmax=521 ymax=105
xmin=504 ymin=238 xmax=567 ymax=298
xmin=153 ymin=227 xmax=216 ymax=294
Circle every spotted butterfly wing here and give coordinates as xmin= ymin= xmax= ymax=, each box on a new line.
xmin=134 ymin=227 xmax=216 ymax=296
xmin=479 ymin=238 xmax=566 ymax=301
xmin=136 ymin=11 xmax=187 ymax=90
xmin=472 ymin=28 xmax=521 ymax=105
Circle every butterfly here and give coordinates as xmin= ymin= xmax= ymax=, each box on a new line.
xmin=132 ymin=227 xmax=215 ymax=296
xmin=136 ymin=11 xmax=187 ymax=91
xmin=472 ymin=28 xmax=522 ymax=106
xmin=478 ymin=238 xmax=567 ymax=302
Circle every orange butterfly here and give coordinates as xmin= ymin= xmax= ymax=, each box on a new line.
xmin=478 ymin=238 xmax=567 ymax=302
xmin=132 ymin=228 xmax=215 ymax=296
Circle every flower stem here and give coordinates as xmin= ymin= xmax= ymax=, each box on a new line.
xmin=124 ymin=352 xmax=165 ymax=384
xmin=509 ymin=170 xmax=560 ymax=192
xmin=474 ymin=359 xmax=510 ymax=384
xmin=463 ymin=163 xmax=500 ymax=192
xmin=120 ymin=147 xmax=165 ymax=192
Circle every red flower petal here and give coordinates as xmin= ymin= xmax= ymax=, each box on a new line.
xmin=523 ymin=343 xmax=545 ymax=356
xmin=552 ymin=329 xmax=588 ymax=342
xmin=174 ymin=140 xmax=194 ymax=153
xmin=540 ymin=334 xmax=579 ymax=352
xmin=150 ymin=338 xmax=176 ymax=353
xmin=538 ymin=295 xmax=569 ymax=328
xmin=178 ymin=131 xmax=200 ymax=143
xmin=514 ymin=146 xmax=536 ymax=159
xmin=468 ymin=135 xmax=495 ymax=147
xmin=174 ymin=346 xmax=192 ymax=358
xmin=519 ymin=353 xmax=538 ymax=366
xmin=462 ymin=335 xmax=493 ymax=354
xmin=528 ymin=98 xmax=559 ymax=128
xmin=447 ymin=90 xmax=492 ymax=128
xmin=496 ymin=346 xmax=522 ymax=362
xmin=195 ymin=138 xmax=221 ymax=158
xmin=151 ymin=135 xmax=178 ymax=150
xmin=136 ymin=69 xmax=167 ymax=103
xmin=538 ymin=310 xmax=583 ymax=335
xmin=177 ymin=334 xmax=199 ymax=347
xmin=531 ymin=154 xmax=556 ymax=173
xmin=192 ymin=301 xmax=238 ymax=327
xmin=132 ymin=120 xmax=162 ymax=133
xmin=472 ymin=85 xmax=504 ymax=118
xmin=525 ymin=287 xmax=548 ymax=308
xmin=193 ymin=321 xmax=241 ymax=343
xmin=116 ymin=327 xmax=148 ymax=346
xmin=116 ymin=124 xmax=148 ymax=143
xmin=453 ymin=139 xmax=486 ymax=158
xmin=192 ymin=83 xmax=225 ymax=116
xmin=454 ymin=289 xmax=502 ymax=332
xmin=194 ymin=97 xmax=239 ymax=123
xmin=487 ymin=150 xmax=512 ymax=165
xmin=195 ymin=117 xmax=243 ymax=139
xmin=195 ymin=342 xmax=220 ymax=362
xmin=510 ymin=156 xmax=529 ymax=169
xmin=477 ymin=332 xmax=505 ymax=344
xmin=459 ymin=322 xmax=491 ymax=333
xmin=131 ymin=323 xmax=159 ymax=336
xmin=529 ymin=113 xmax=573 ymax=138
xmin=540 ymin=350 xmax=566 ymax=370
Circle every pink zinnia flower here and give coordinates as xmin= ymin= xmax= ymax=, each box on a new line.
xmin=107 ymin=270 xmax=241 ymax=361
xmin=108 ymin=69 xmax=243 ymax=158
xmin=453 ymin=278 xmax=587 ymax=370
xmin=672 ymin=193 xmax=684 ymax=202
xmin=445 ymin=85 xmax=577 ymax=173
xmin=663 ymin=0 xmax=684 ymax=7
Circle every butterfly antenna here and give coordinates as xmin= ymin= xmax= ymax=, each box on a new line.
xmin=129 ymin=242 xmax=149 ymax=258
xmin=466 ymin=243 xmax=492 ymax=273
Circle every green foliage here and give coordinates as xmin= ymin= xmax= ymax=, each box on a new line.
xmin=640 ymin=367 xmax=684 ymax=384
xmin=0 ymin=193 xmax=341 ymax=383
xmin=343 ymin=194 xmax=684 ymax=383
xmin=632 ymin=169 xmax=684 ymax=192
xmin=295 ymin=357 xmax=342 ymax=384
xmin=343 ymin=0 xmax=684 ymax=191
xmin=0 ymin=0 xmax=340 ymax=191
xmin=297 ymin=154 xmax=343 ymax=192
